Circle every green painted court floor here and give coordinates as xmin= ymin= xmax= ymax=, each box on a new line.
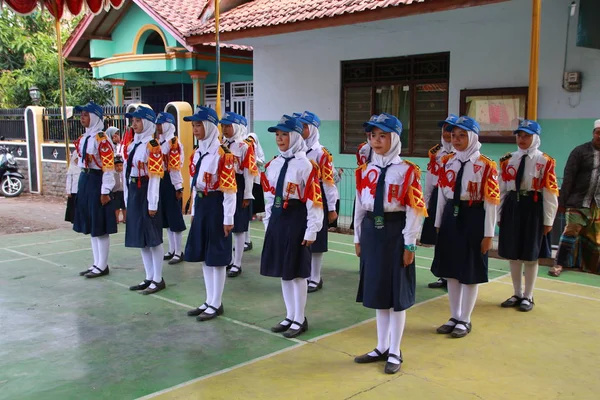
xmin=1 ymin=220 xmax=599 ymax=400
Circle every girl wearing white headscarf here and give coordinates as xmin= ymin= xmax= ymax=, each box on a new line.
xmin=497 ymin=120 xmax=558 ymax=312
xmin=183 ymin=107 xmax=238 ymax=321
xmin=123 ymin=106 xmax=166 ymax=295
xmin=352 ymin=113 xmax=427 ymax=375
xmin=245 ymin=131 xmax=266 ymax=249
xmin=64 ymin=149 xmax=81 ymax=223
xmin=261 ymin=115 xmax=324 ymax=339
xmin=432 ymin=116 xmax=500 ymax=338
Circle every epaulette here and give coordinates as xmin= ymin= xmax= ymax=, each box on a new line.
xmin=322 ymin=147 xmax=331 ymax=156
xmin=309 ymin=159 xmax=319 ymax=170
xmin=542 ymin=152 xmax=555 ymax=162
xmin=220 ymin=144 xmax=231 ymax=154
xmin=149 ymin=139 xmax=159 ymax=147
xmin=479 ymin=154 xmax=494 ymax=164
xmin=428 ymin=143 xmax=441 ymax=156
xmin=244 ymin=137 xmax=255 ymax=145
xmin=97 ymin=131 xmax=105 ymax=139
xmin=441 ymin=153 xmax=455 ymax=164
xmin=171 ymin=137 xmax=178 ymax=145
xmin=357 ymin=141 xmax=367 ymax=151
xmin=500 ymin=152 xmax=512 ymax=162
xmin=404 ymin=159 xmax=421 ymax=172
xmin=358 ymin=162 xmax=368 ymax=171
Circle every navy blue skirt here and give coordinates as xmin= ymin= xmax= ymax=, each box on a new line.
xmin=420 ymin=186 xmax=438 ymax=245
xmin=251 ymin=182 xmax=265 ymax=214
xmin=431 ymin=202 xmax=488 ymax=284
xmin=310 ymin=183 xmax=329 ymax=253
xmin=184 ymin=192 xmax=232 ymax=266
xmin=498 ymin=191 xmax=551 ymax=261
xmin=73 ymin=171 xmax=117 ymax=237
xmin=65 ymin=194 xmax=76 ymax=223
xmin=260 ymin=200 xmax=311 ymax=280
xmin=159 ymin=173 xmax=186 ymax=232
xmin=125 ymin=178 xmax=163 ymax=248
xmin=233 ymin=173 xmax=251 ymax=233
xmin=356 ymin=212 xmax=416 ymax=311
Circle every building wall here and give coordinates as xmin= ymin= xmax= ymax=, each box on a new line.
xmin=248 ymin=0 xmax=600 ymax=176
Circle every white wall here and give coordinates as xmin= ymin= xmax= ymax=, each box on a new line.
xmin=241 ymin=0 xmax=600 ymax=121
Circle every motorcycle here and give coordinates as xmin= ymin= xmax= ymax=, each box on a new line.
xmin=0 ymin=136 xmax=25 ymax=197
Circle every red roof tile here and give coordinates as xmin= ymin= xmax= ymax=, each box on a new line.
xmin=140 ymin=0 xmax=208 ymax=39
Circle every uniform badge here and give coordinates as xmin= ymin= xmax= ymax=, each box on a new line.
xmin=274 ymin=196 xmax=282 ymax=208
xmin=286 ymin=182 xmax=296 ymax=195
xmin=374 ymin=216 xmax=384 ymax=230
xmin=536 ymin=163 xmax=544 ymax=172
xmin=473 ymin=164 xmax=482 ymax=174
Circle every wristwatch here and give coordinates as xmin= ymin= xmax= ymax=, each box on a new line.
xmin=404 ymin=244 xmax=417 ymax=252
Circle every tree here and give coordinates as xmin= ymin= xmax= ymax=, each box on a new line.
xmin=0 ymin=9 xmax=111 ymax=108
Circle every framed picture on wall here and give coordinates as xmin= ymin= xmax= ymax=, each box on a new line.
xmin=459 ymin=87 xmax=529 ymax=143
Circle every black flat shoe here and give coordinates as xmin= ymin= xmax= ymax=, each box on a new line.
xmin=519 ymin=298 xmax=535 ymax=312
xmin=501 ymin=295 xmax=523 ymax=308
xmin=283 ymin=318 xmax=308 ymax=338
xmin=226 ymin=264 xmax=233 ymax=271
xmin=79 ymin=266 xmax=94 ymax=276
xmin=141 ymin=279 xmax=166 ymax=295
xmin=384 ymin=352 xmax=403 ymax=374
xmin=354 ymin=348 xmax=389 ymax=364
xmin=163 ymin=252 xmax=174 ymax=261
xmin=168 ymin=253 xmax=183 ymax=265
xmin=85 ymin=266 xmax=109 ymax=279
xmin=428 ymin=278 xmax=447 ymax=289
xmin=271 ymin=318 xmax=293 ymax=333
xmin=451 ymin=321 xmax=472 ymax=338
xmin=227 ymin=266 xmax=242 ymax=278
xmin=129 ymin=279 xmax=152 ymax=291
xmin=244 ymin=242 xmax=253 ymax=252
xmin=307 ymin=279 xmax=323 ymax=293
xmin=197 ymin=304 xmax=224 ymax=321
xmin=187 ymin=303 xmax=209 ymax=316
xmin=436 ymin=318 xmax=459 ymax=334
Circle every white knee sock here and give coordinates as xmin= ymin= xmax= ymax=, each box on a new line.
xmin=96 ymin=234 xmax=110 ymax=271
xmin=140 ymin=248 xmax=153 ymax=281
xmin=509 ymin=260 xmax=523 ymax=297
xmin=309 ymin=253 xmax=323 ymax=286
xmin=202 ymin=264 xmax=214 ymax=308
xmin=232 ymin=233 xmax=245 ymax=268
xmin=460 ymin=284 xmax=479 ymax=323
xmin=368 ymin=309 xmax=390 ymax=356
xmin=148 ymin=244 xmax=164 ymax=288
xmin=90 ymin=237 xmax=99 ymax=268
xmin=166 ymin=229 xmax=175 ymax=254
xmin=291 ymin=278 xmax=308 ymax=328
xmin=245 ymin=231 xmax=250 ymax=243
xmin=388 ymin=310 xmax=406 ymax=364
xmin=281 ymin=279 xmax=295 ymax=325
xmin=523 ymin=261 xmax=538 ymax=300
xmin=173 ymin=231 xmax=183 ymax=255
xmin=205 ymin=266 xmax=226 ymax=314
xmin=445 ymin=278 xmax=463 ymax=325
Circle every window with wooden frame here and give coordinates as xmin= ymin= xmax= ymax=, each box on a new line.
xmin=341 ymin=52 xmax=450 ymax=156
xmin=459 ymin=87 xmax=528 ymax=143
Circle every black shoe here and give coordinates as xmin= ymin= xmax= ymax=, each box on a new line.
xmin=85 ymin=266 xmax=109 ymax=279
xmin=283 ymin=318 xmax=308 ymax=338
xmin=244 ymin=242 xmax=253 ymax=252
xmin=226 ymin=264 xmax=233 ymax=271
xmin=187 ymin=303 xmax=209 ymax=316
xmin=428 ymin=278 xmax=447 ymax=289
xmin=227 ymin=266 xmax=242 ymax=278
xmin=141 ymin=279 xmax=166 ymax=295
xmin=307 ymin=279 xmax=323 ymax=293
xmin=436 ymin=318 xmax=459 ymax=334
xmin=271 ymin=318 xmax=293 ymax=333
xmin=129 ymin=279 xmax=152 ymax=291
xmin=79 ymin=266 xmax=94 ymax=276
xmin=168 ymin=253 xmax=183 ymax=265
xmin=196 ymin=304 xmax=224 ymax=321
xmin=354 ymin=348 xmax=389 ymax=364
xmin=519 ymin=297 xmax=535 ymax=312
xmin=451 ymin=321 xmax=472 ymax=338
xmin=501 ymin=295 xmax=523 ymax=308
xmin=163 ymin=252 xmax=174 ymax=261
xmin=384 ymin=351 xmax=403 ymax=374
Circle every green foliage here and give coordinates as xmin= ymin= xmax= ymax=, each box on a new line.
xmin=0 ymin=9 xmax=111 ymax=108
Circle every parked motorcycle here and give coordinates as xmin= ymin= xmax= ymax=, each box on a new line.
xmin=0 ymin=136 xmax=25 ymax=197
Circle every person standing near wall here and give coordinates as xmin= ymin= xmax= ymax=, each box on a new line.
xmin=64 ymin=149 xmax=81 ymax=223
xmin=155 ymin=112 xmax=187 ymax=265
xmin=245 ymin=130 xmax=266 ymax=249
xmin=298 ymin=111 xmax=339 ymax=293
xmin=72 ymin=102 xmax=116 ymax=278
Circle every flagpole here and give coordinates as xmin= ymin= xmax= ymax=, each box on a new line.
xmin=215 ymin=0 xmax=222 ymax=140
xmin=55 ymin=17 xmax=70 ymax=167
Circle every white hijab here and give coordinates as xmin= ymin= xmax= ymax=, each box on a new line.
xmin=86 ymin=113 xmax=104 ymax=136
xmin=224 ymin=123 xmax=244 ymax=145
xmin=280 ymin=131 xmax=308 ymax=158
xmin=454 ymin=130 xmax=481 ymax=163
xmin=160 ymin=122 xmax=176 ymax=142
xmin=441 ymin=127 xmax=453 ymax=153
xmin=516 ymin=134 xmax=541 ymax=158
xmin=134 ymin=119 xmax=155 ymax=143
xmin=247 ymin=132 xmax=265 ymax=164
xmin=199 ymin=121 xmax=220 ymax=153
xmin=372 ymin=131 xmax=401 ymax=168
xmin=305 ymin=125 xmax=321 ymax=150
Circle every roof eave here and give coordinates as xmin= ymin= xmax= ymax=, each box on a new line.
xmin=63 ymin=13 xmax=95 ymax=58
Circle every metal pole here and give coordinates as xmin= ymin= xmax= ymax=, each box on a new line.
xmin=527 ymin=0 xmax=541 ymax=120
xmin=215 ymin=0 xmax=222 ymax=141
xmin=55 ymin=18 xmax=70 ymax=166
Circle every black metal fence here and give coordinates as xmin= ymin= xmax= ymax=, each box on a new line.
xmin=43 ymin=105 xmax=129 ymax=142
xmin=0 ymin=108 xmax=27 ymax=141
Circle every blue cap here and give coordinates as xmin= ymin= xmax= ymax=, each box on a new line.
xmin=438 ymin=114 xmax=459 ymax=128
xmin=219 ymin=111 xmax=243 ymax=125
xmin=125 ymin=106 xmax=156 ymax=123
xmin=183 ymin=106 xmax=219 ymax=125
xmin=514 ymin=119 xmax=541 ymax=136
xmin=364 ymin=113 xmax=403 ymax=135
xmin=292 ymin=112 xmax=302 ymax=118
xmin=297 ymin=111 xmax=321 ymax=128
xmin=447 ymin=116 xmax=481 ymax=135
xmin=239 ymin=115 xmax=248 ymax=127
xmin=267 ymin=115 xmax=303 ymax=134
xmin=155 ymin=112 xmax=175 ymax=125
xmin=362 ymin=114 xmax=379 ymax=129
xmin=74 ymin=101 xmax=103 ymax=119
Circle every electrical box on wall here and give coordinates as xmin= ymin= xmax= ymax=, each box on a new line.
xmin=563 ymin=71 xmax=582 ymax=92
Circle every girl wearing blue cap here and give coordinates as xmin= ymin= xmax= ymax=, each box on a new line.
xmin=432 ymin=116 xmax=500 ymax=338
xmin=156 ymin=112 xmax=187 ymax=265
xmin=353 ymin=113 xmax=427 ymax=374
xmin=184 ymin=106 xmax=237 ymax=321
xmin=423 ymin=115 xmax=457 ymax=290
xmin=123 ymin=106 xmax=166 ymax=295
xmin=261 ymin=115 xmax=323 ymax=338
xmin=245 ymin=130 xmax=266 ymax=249
xmin=72 ymin=102 xmax=117 ymax=278
xmin=298 ymin=111 xmax=339 ymax=293
xmin=498 ymin=120 xmax=558 ymax=312
xmin=350 ymin=115 xmax=377 ymax=231
xmin=220 ymin=112 xmax=258 ymax=278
